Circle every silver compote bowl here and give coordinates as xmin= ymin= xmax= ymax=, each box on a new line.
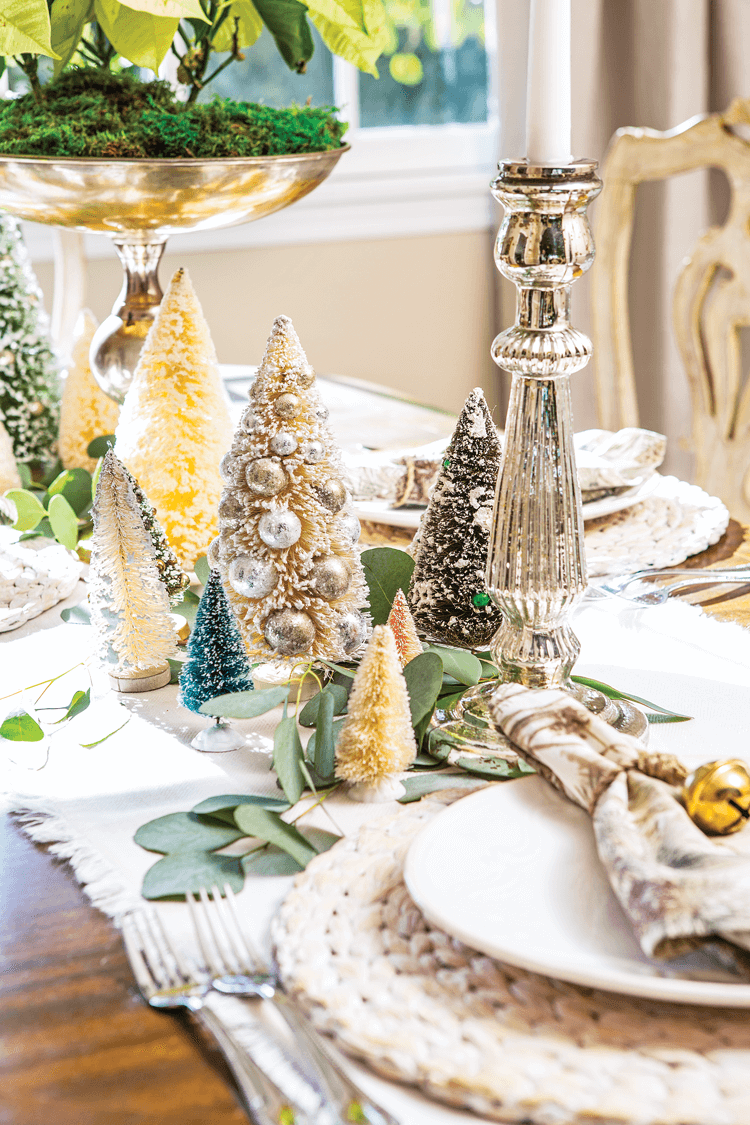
xmin=0 ymin=147 xmax=349 ymax=400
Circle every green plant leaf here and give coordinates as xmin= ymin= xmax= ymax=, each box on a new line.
xmin=192 ymin=793 xmax=291 ymax=817
xmin=16 ymin=462 xmax=32 ymax=489
xmin=479 ymin=659 xmax=497 ymax=680
xmin=5 ymin=489 xmax=45 ymax=531
xmin=311 ymin=687 xmax=335 ymax=779
xmin=87 ymin=434 xmax=116 ymax=459
xmin=47 ymin=467 xmax=93 ymax=516
xmin=234 ymin=803 xmax=316 ymax=866
xmin=647 ymin=713 xmax=693 ymax=724
xmin=50 ymin=0 xmax=94 ymax=75
xmin=425 ymin=645 xmax=482 ymax=687
xmin=0 ymin=709 xmax=44 ymax=742
xmin=94 ymin=0 xmax=178 ymax=69
xmin=453 ymin=754 xmax=535 ymax=781
xmin=434 ymin=689 xmax=465 ymax=714
xmin=167 ymin=656 xmax=184 ymax=684
xmin=360 ymin=547 xmax=415 ymax=625
xmin=171 ymin=588 xmax=200 ymax=628
xmin=0 ymin=0 xmax=60 ymax=58
xmin=142 ymin=850 xmax=244 ymax=899
xmin=61 ymin=603 xmax=92 ymax=625
xmin=212 ymin=0 xmax=264 ymax=50
xmin=403 ymin=651 xmax=443 ymax=728
xmin=135 ymin=811 xmax=245 ymax=854
xmin=79 ymin=714 xmax=130 ymax=747
xmin=307 ymin=0 xmax=386 ymax=76
xmin=409 ymin=752 xmax=444 ymax=770
xmin=242 ymin=845 xmax=303 ymax=876
xmin=272 ymin=715 xmax=306 ymax=805
xmin=298 ymin=683 xmax=348 ymax=727
xmin=193 ymin=555 xmax=210 ymax=586
xmin=52 ymin=687 xmax=90 ymax=724
xmin=306 ymin=717 xmax=345 ymax=780
xmin=252 ymin=0 xmax=314 ymax=71
xmin=398 ymin=773 xmax=487 ymax=804
xmin=570 ymin=675 xmax=692 ymax=721
xmin=47 ymin=493 xmax=79 ymax=550
xmin=200 ymin=685 xmax=288 ymax=719
xmin=116 ymin=0 xmax=204 ymax=16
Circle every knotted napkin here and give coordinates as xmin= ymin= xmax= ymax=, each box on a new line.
xmin=489 ymin=684 xmax=750 ymax=964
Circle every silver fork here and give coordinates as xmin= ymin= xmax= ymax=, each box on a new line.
xmin=121 ymin=908 xmax=320 ymax=1125
xmin=588 ymin=564 xmax=750 ymax=606
xmin=188 ymin=884 xmax=399 ymax=1125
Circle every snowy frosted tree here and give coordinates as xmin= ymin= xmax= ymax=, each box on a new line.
xmin=386 ymin=588 xmax=422 ymax=668
xmin=115 ymin=267 xmax=233 ymax=568
xmin=179 ymin=570 xmax=252 ymax=712
xmin=119 ymin=458 xmax=189 ymax=606
xmin=0 ymin=413 xmax=20 ymax=492
xmin=90 ymin=450 xmax=176 ymax=684
xmin=0 ymin=216 xmax=59 ymax=466
xmin=213 ymin=315 xmax=369 ymax=662
xmin=58 ymin=310 xmax=120 ymax=472
xmin=334 ymin=625 xmax=417 ymax=801
xmin=408 ymin=387 xmax=502 ymax=648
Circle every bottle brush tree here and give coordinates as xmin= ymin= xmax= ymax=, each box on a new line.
xmin=386 ymin=588 xmax=423 ymax=668
xmin=115 ymin=267 xmax=233 ymax=568
xmin=408 ymin=387 xmax=502 ymax=649
xmin=89 ymin=450 xmax=176 ymax=685
xmin=58 ymin=310 xmax=120 ymax=472
xmin=334 ymin=624 xmax=417 ymax=802
xmin=213 ymin=314 xmax=369 ymax=663
xmin=178 ymin=569 xmax=252 ymax=714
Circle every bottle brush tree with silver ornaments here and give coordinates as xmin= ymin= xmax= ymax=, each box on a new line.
xmin=212 ymin=315 xmax=370 ymax=663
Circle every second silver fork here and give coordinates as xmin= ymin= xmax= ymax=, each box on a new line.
xmin=188 ymin=884 xmax=399 ymax=1125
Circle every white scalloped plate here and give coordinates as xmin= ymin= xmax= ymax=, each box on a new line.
xmin=405 ymin=680 xmax=750 ymax=1008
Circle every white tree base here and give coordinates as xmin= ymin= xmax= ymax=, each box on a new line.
xmin=191 ymin=721 xmax=247 ymax=753
xmin=346 ymin=776 xmax=406 ymax=803
xmin=108 ymin=663 xmax=171 ymax=692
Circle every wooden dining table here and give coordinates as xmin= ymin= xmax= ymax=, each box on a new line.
xmin=2 ymin=517 xmax=750 ymax=1125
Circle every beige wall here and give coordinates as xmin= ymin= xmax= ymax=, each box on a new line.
xmin=35 ymin=229 xmax=503 ymax=421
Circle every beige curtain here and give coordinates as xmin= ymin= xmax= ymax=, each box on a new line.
xmin=495 ymin=0 xmax=750 ymax=480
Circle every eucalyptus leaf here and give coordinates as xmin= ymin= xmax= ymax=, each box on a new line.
xmin=53 ymin=687 xmax=90 ymax=724
xmin=479 ymin=659 xmax=497 ymax=680
xmin=86 ymin=434 xmax=116 ymax=459
xmin=647 ymin=713 xmax=693 ymax=724
xmin=360 ymin=547 xmax=414 ymax=625
xmin=234 ymin=803 xmax=316 ymax=866
xmin=398 ymin=773 xmax=488 ymax=804
xmin=48 ymin=494 xmax=79 ymax=550
xmin=317 ymin=659 xmax=355 ymax=679
xmin=403 ymin=651 xmax=443 ymax=728
xmin=5 ymin=489 xmax=45 ymax=531
xmin=172 ymin=588 xmax=200 ymax=628
xmin=409 ymin=752 xmax=445 ymax=770
xmin=142 ymin=850 xmax=244 ymax=900
xmin=570 ymin=674 xmax=692 ymax=720
xmin=425 ymin=645 xmax=482 ymax=687
xmin=200 ymin=685 xmax=288 ymax=719
xmin=434 ymin=689 xmax=465 ymax=714
xmin=0 ymin=709 xmax=44 ymax=742
xmin=192 ymin=793 xmax=290 ymax=817
xmin=298 ymin=683 xmax=348 ymax=727
xmin=306 ymin=827 xmax=341 ymax=853
xmin=242 ymin=845 xmax=303 ymax=876
xmin=306 ymin=716 xmax=345 ymax=775
xmin=453 ymin=755 xmax=535 ymax=781
xmin=61 ymin=603 xmax=92 ymax=625
xmin=272 ymin=715 xmax=306 ymax=805
xmin=193 ymin=555 xmax=210 ymax=586
xmin=167 ymin=657 xmax=184 ymax=684
xmin=16 ymin=463 xmax=32 ymax=489
xmin=47 ymin=467 xmax=92 ymax=516
xmin=311 ymin=688 xmax=336 ymax=779
xmin=134 ymin=811 xmax=245 ymax=854
xmin=79 ymin=715 xmax=130 ymax=747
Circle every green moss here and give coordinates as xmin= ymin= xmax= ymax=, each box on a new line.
xmin=0 ymin=70 xmax=346 ymax=159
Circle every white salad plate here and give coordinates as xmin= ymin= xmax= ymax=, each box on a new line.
xmin=404 ymin=673 xmax=750 ymax=1007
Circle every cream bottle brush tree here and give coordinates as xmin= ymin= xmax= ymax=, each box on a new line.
xmin=114 ymin=267 xmax=232 ymax=568
xmin=58 ymin=310 xmax=120 ymax=472
xmin=334 ymin=624 xmax=417 ymax=802
xmin=212 ymin=314 xmax=369 ymax=662
xmin=89 ymin=450 xmax=176 ymax=690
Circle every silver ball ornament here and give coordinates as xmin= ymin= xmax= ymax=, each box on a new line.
xmin=316 ymin=478 xmax=347 ymax=513
xmin=301 ymin=440 xmax=325 ymax=464
xmin=275 ymin=393 xmax=301 ymax=420
xmin=229 ymin=554 xmax=278 ymax=599
xmin=264 ymin=609 xmax=316 ymax=655
xmin=337 ymin=512 xmax=361 ymax=545
xmin=314 ymin=402 xmax=330 ymax=423
xmin=219 ymin=490 xmax=244 ymax=522
xmin=338 ymin=610 xmax=368 ymax=654
xmin=219 ymin=452 xmax=241 ymax=484
xmin=270 ymin=431 xmax=298 ymax=456
xmin=240 ymin=408 xmax=259 ymax=434
xmin=310 ymin=556 xmax=351 ymax=600
xmin=207 ymin=536 xmax=222 ymax=569
xmin=297 ymin=363 xmax=316 ymax=389
xmin=258 ymin=509 xmax=302 ymax=549
xmin=245 ymin=458 xmax=287 ymax=496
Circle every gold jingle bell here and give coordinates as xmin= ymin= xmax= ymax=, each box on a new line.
xmin=683 ymin=759 xmax=750 ymax=835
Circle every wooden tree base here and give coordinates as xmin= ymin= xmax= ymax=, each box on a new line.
xmin=108 ymin=663 xmax=171 ymax=693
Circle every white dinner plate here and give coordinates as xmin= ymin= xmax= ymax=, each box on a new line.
xmin=352 ymin=473 xmax=663 ymax=531
xmin=404 ymin=696 xmax=750 ymax=1006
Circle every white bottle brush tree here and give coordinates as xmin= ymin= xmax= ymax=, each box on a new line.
xmin=213 ymin=315 xmax=369 ymax=663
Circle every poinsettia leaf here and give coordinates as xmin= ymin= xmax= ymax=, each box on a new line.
xmin=212 ymin=0 xmax=264 ymax=49
xmin=272 ymin=715 xmax=306 ymax=805
xmin=200 ymin=685 xmax=288 ymax=718
xmin=5 ymin=489 xmax=45 ymax=531
xmin=134 ymin=811 xmax=245 ymax=854
xmin=234 ymin=803 xmax=316 ymax=866
xmin=403 ymin=651 xmax=443 ymax=728
xmin=398 ymin=773 xmax=487 ymax=804
xmin=425 ymin=645 xmax=482 ymax=687
xmin=360 ymin=547 xmax=414 ymax=625
xmin=94 ymin=0 xmax=178 ymax=70
xmin=0 ymin=709 xmax=44 ymax=742
xmin=252 ymin=0 xmax=314 ymax=71
xmin=298 ymin=682 xmax=348 ymax=727
xmin=47 ymin=494 xmax=79 ymax=550
xmin=116 ymin=0 xmax=204 ymax=16
xmin=142 ymin=850 xmax=244 ymax=899
xmin=47 ymin=467 xmax=92 ymax=516
xmin=0 ymin=0 xmax=60 ymax=58
xmin=50 ymin=0 xmax=95 ymax=75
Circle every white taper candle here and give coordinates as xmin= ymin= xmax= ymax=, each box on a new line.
xmin=525 ymin=0 xmax=572 ymax=165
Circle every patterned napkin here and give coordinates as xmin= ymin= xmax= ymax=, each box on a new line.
xmin=489 ymin=684 xmax=750 ymax=966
